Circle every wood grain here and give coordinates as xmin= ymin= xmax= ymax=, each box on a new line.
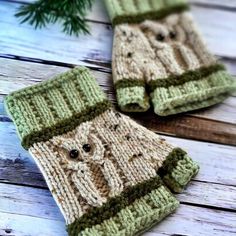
xmin=0 ymin=1 xmax=236 ymax=235
xmin=190 ymin=0 xmax=236 ymax=9
xmin=1 ymin=199 xmax=236 ymax=236
xmin=1 ymin=120 xmax=236 ymax=187
xmin=132 ymin=113 xmax=236 ymax=145
xmin=1 ymin=1 xmax=236 ymax=69
xmin=1 ymin=58 xmax=236 ymax=145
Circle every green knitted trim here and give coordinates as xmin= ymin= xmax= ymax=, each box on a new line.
xmin=116 ymin=86 xmax=150 ymax=112
xmin=157 ymin=148 xmax=199 ymax=193
xmin=4 ymin=67 xmax=111 ymax=149
xmin=23 ymin=101 xmax=110 ymax=149
xmin=67 ymin=176 xmax=164 ymax=235
xmin=78 ymin=187 xmax=179 ymax=236
xmin=157 ymin=148 xmax=187 ymax=176
xmin=114 ymin=79 xmax=145 ymax=90
xmin=151 ymin=70 xmax=236 ymax=116
xmin=107 ymin=2 xmax=189 ymax=25
xmin=148 ymin=64 xmax=226 ymax=91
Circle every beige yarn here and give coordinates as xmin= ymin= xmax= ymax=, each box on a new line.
xmin=112 ymin=12 xmax=217 ymax=84
xmin=29 ymin=109 xmax=174 ymax=224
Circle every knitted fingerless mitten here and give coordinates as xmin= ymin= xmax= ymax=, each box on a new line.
xmin=104 ymin=0 xmax=236 ymax=115
xmin=5 ymin=67 xmax=199 ymax=235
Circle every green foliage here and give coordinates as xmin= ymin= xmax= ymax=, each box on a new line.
xmin=15 ymin=0 xmax=94 ymax=36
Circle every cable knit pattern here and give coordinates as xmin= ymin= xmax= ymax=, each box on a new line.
xmin=111 ymin=10 xmax=236 ymax=114
xmin=5 ymin=67 xmax=199 ymax=235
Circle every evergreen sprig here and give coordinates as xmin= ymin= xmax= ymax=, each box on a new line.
xmin=15 ymin=0 xmax=94 ymax=36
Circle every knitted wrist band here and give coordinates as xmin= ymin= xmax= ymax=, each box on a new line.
xmin=67 ymin=176 xmax=179 ymax=235
xmin=116 ymin=86 xmax=150 ymax=112
xmin=151 ymin=68 xmax=235 ymax=116
xmin=4 ymin=67 xmax=111 ymax=149
xmin=104 ymin=0 xmax=189 ymax=25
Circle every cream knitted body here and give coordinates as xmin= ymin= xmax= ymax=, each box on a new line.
xmin=30 ymin=109 xmax=174 ymax=224
xmin=113 ymin=12 xmax=216 ymax=85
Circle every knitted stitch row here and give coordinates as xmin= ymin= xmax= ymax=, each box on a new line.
xmin=5 ymin=67 xmax=111 ymax=149
xmin=104 ymin=0 xmax=188 ymax=25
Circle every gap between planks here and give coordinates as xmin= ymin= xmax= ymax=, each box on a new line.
xmin=1 ymin=1 xmax=236 ymax=66
xmin=0 ymin=58 xmax=236 ymax=145
xmin=1 ymin=120 xmax=236 ymax=191
xmin=0 ymin=183 xmax=236 ymax=236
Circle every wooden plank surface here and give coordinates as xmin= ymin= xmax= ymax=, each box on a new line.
xmin=1 ymin=120 xmax=236 ymax=203
xmin=1 ymin=1 xmax=236 ymax=68
xmin=1 ymin=193 xmax=236 ymax=236
xmin=1 ymin=58 xmax=236 ymax=145
xmin=0 ymin=0 xmax=236 ymax=235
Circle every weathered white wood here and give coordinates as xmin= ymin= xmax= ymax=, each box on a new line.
xmin=145 ymin=205 xmax=236 ymax=236
xmin=178 ymin=181 xmax=236 ymax=210
xmin=1 ymin=200 xmax=235 ymax=236
xmin=0 ymin=58 xmax=235 ymax=125
xmin=0 ymin=2 xmax=113 ymax=70
xmin=0 ymin=1 xmax=236 ymax=68
xmin=0 ymin=212 xmax=67 ymax=236
xmin=190 ymin=0 xmax=236 ymax=8
xmin=1 ymin=121 xmax=236 ymax=187
xmin=1 ymin=178 xmax=236 ymax=225
xmin=166 ymin=136 xmax=236 ymax=186
xmin=0 ymin=183 xmax=63 ymax=221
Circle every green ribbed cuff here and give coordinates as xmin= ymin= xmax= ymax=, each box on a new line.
xmin=157 ymin=148 xmax=199 ymax=193
xmin=151 ymin=69 xmax=236 ymax=116
xmin=5 ymin=67 xmax=111 ymax=149
xmin=104 ymin=0 xmax=189 ymax=25
xmin=67 ymin=176 xmax=179 ymax=236
xmin=116 ymin=86 xmax=150 ymax=112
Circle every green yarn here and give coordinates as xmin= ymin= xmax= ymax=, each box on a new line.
xmin=157 ymin=148 xmax=199 ymax=193
xmin=4 ymin=67 xmax=111 ymax=149
xmin=112 ymin=4 xmax=189 ymax=25
xmin=115 ymin=79 xmax=145 ymax=90
xmin=114 ymin=64 xmax=225 ymax=91
xmin=78 ymin=187 xmax=179 ymax=236
xmin=104 ymin=0 xmax=188 ymax=25
xmin=157 ymin=148 xmax=187 ymax=176
xmin=67 ymin=176 xmax=163 ymax=235
xmin=116 ymin=86 xmax=150 ymax=112
xmin=148 ymin=63 xmax=226 ymax=91
xmin=162 ymin=155 xmax=199 ymax=193
xmin=151 ymin=70 xmax=236 ymax=116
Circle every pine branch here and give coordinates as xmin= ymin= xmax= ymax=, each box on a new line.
xmin=15 ymin=0 xmax=94 ymax=36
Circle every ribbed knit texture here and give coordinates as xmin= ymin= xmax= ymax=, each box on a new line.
xmin=151 ymin=70 xmax=235 ymax=116
xmin=104 ymin=0 xmax=188 ymax=25
xmin=108 ymin=5 xmax=236 ymax=115
xmin=5 ymin=67 xmax=110 ymax=149
xmin=5 ymin=67 xmax=199 ymax=235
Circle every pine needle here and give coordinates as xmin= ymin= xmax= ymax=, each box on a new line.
xmin=15 ymin=0 xmax=94 ymax=36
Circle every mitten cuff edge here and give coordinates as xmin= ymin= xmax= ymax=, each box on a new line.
xmin=67 ymin=176 xmax=179 ymax=235
xmin=4 ymin=67 xmax=111 ymax=149
xmin=116 ymin=85 xmax=150 ymax=112
xmin=104 ymin=0 xmax=189 ymax=25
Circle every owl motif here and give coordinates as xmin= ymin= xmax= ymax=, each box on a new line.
xmin=49 ymin=121 xmax=124 ymax=207
xmin=140 ymin=13 xmax=201 ymax=73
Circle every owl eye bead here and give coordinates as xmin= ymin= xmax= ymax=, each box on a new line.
xmin=69 ymin=149 xmax=79 ymax=159
xmin=169 ymin=31 xmax=177 ymax=39
xmin=83 ymin=144 xmax=91 ymax=152
xmin=156 ymin=33 xmax=165 ymax=41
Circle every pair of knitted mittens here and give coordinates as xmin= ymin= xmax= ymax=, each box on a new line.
xmin=104 ymin=0 xmax=236 ymax=116
xmin=5 ymin=67 xmax=199 ymax=236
